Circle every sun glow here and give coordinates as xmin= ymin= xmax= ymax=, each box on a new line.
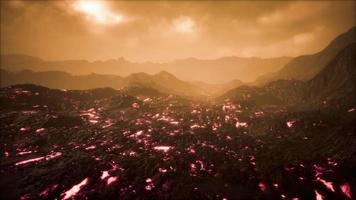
xmin=72 ymin=0 xmax=123 ymax=25
xmin=173 ymin=16 xmax=195 ymax=34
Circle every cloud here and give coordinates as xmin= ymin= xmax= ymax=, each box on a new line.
xmin=172 ymin=16 xmax=195 ymax=34
xmin=258 ymin=2 xmax=329 ymax=26
xmin=1 ymin=1 xmax=354 ymax=62
xmin=71 ymin=0 xmax=124 ymax=26
xmin=237 ymin=26 xmax=326 ymax=57
xmin=7 ymin=0 xmax=25 ymax=8
xmin=292 ymin=32 xmax=315 ymax=46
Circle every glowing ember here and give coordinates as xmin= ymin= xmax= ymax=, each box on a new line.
xmin=196 ymin=160 xmax=206 ymax=171
xmin=318 ymin=178 xmax=335 ymax=192
xmin=225 ymin=115 xmax=230 ymax=122
xmin=190 ymin=124 xmax=201 ymax=129
xmin=62 ymin=178 xmax=88 ymax=200
xmin=80 ymin=108 xmax=100 ymax=124
xmin=102 ymin=119 xmax=113 ymax=128
xmin=39 ymin=184 xmax=58 ymax=197
xmin=20 ymin=127 xmax=30 ymax=132
xmin=145 ymin=185 xmax=153 ymax=191
xmin=188 ymin=147 xmax=196 ymax=154
xmin=101 ymin=171 xmax=109 ymax=180
xmin=158 ymin=168 xmax=167 ymax=173
xmin=170 ymin=121 xmax=179 ymax=125
xmin=347 ymin=108 xmax=355 ymax=112
xmin=153 ymin=146 xmax=172 ymax=152
xmin=17 ymin=150 xmax=33 ymax=155
xmin=132 ymin=102 xmax=140 ymax=108
xmin=39 ymin=187 xmax=49 ymax=197
xmin=85 ymin=145 xmax=96 ymax=150
xmin=143 ymin=98 xmax=152 ymax=102
xmin=286 ymin=120 xmax=295 ymax=128
xmin=15 ymin=152 xmax=62 ymax=166
xmin=19 ymin=194 xmax=30 ymax=200
xmin=340 ymin=183 xmax=352 ymax=199
xmin=313 ymin=164 xmax=324 ymax=178
xmin=327 ymin=158 xmax=338 ymax=166
xmin=135 ymin=130 xmax=143 ymax=136
xmin=145 ymin=178 xmax=155 ymax=191
xmin=254 ymin=111 xmax=264 ymax=117
xmin=189 ymin=163 xmax=197 ymax=176
xmin=15 ymin=156 xmax=45 ymax=166
xmin=89 ymin=119 xmax=99 ymax=124
xmin=315 ymin=190 xmax=324 ymax=200
xmin=107 ymin=177 xmax=118 ymax=185
xmin=35 ymin=128 xmax=45 ymax=133
xmin=236 ymin=122 xmax=248 ymax=128
xmin=258 ymin=182 xmax=267 ymax=192
xmin=46 ymin=152 xmax=62 ymax=159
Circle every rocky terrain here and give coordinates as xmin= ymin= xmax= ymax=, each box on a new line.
xmin=255 ymin=27 xmax=356 ymax=85
xmin=0 ymin=32 xmax=355 ymax=200
xmin=221 ymin=43 xmax=356 ymax=110
xmin=1 ymin=2 xmax=355 ymax=200
xmin=0 ymin=83 xmax=355 ymax=200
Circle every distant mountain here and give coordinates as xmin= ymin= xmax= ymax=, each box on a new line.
xmin=0 ymin=69 xmax=125 ymax=90
xmin=0 ymin=84 xmax=137 ymax=111
xmin=256 ymin=26 xmax=356 ymax=85
xmin=122 ymin=85 xmax=164 ymax=97
xmin=121 ymin=71 xmax=204 ymax=97
xmin=160 ymin=56 xmax=292 ymax=83
xmin=191 ymin=79 xmax=243 ymax=97
xmin=304 ymin=43 xmax=356 ymax=107
xmin=221 ymin=43 xmax=356 ymax=108
xmin=0 ymin=54 xmax=291 ymax=83
xmin=219 ymin=80 xmax=306 ymax=107
xmin=0 ymin=70 xmax=242 ymax=98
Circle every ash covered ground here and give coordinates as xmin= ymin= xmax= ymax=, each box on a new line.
xmin=0 ymin=84 xmax=355 ymax=200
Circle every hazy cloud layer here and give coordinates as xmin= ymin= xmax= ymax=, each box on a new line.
xmin=1 ymin=0 xmax=355 ymax=62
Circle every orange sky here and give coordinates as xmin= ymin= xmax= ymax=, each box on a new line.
xmin=1 ymin=0 xmax=355 ymax=62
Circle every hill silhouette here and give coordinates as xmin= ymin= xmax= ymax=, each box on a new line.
xmin=0 ymin=54 xmax=291 ymax=83
xmin=256 ymin=26 xmax=356 ymax=85
xmin=0 ymin=69 xmax=242 ymax=98
xmin=221 ymin=43 xmax=356 ymax=109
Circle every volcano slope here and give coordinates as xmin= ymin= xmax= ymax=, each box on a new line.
xmin=0 ymin=83 xmax=355 ymax=200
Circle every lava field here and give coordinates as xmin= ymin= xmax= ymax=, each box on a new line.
xmin=0 ymin=84 xmax=355 ymax=200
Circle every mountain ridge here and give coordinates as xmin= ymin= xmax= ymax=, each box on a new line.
xmin=0 ymin=54 xmax=292 ymax=84
xmin=255 ymin=26 xmax=356 ymax=85
xmin=221 ymin=43 xmax=356 ymax=109
xmin=0 ymin=69 xmax=243 ymax=98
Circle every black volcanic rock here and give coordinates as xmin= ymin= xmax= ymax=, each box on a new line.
xmin=257 ymin=26 xmax=356 ymax=85
xmin=0 ymin=84 xmax=134 ymax=111
xmin=44 ymin=114 xmax=83 ymax=128
xmin=304 ymin=43 xmax=356 ymax=107
xmin=221 ymin=43 xmax=356 ymax=109
xmin=0 ymin=82 xmax=355 ymax=200
xmin=219 ymin=80 xmax=306 ymax=107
